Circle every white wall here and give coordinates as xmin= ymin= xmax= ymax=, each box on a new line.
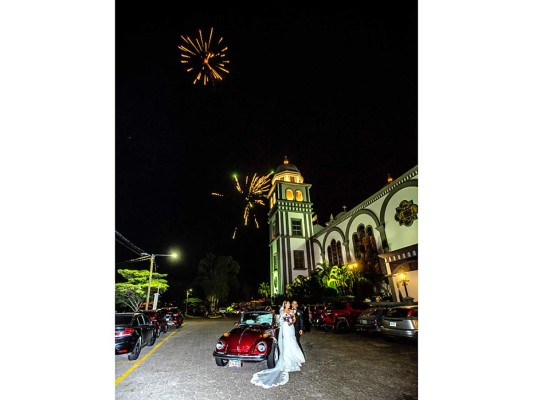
xmin=383 ymin=186 xmax=418 ymax=251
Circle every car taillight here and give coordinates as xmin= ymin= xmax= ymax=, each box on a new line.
xmin=150 ymin=317 xmax=156 ymax=321
xmin=116 ymin=327 xmax=134 ymax=337
xmin=407 ymin=309 xmax=416 ymax=317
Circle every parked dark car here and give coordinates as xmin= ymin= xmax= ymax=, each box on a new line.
xmin=115 ymin=312 xmax=156 ymax=360
xmin=161 ymin=307 xmax=184 ymax=328
xmin=213 ymin=310 xmax=280 ymax=368
xmin=355 ymin=307 xmax=390 ymax=335
xmin=143 ymin=309 xmax=168 ymax=337
xmin=381 ymin=305 xmax=418 ymax=341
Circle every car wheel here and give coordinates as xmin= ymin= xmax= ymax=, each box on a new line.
xmin=267 ymin=343 xmax=280 ymax=368
xmin=215 ymin=357 xmax=228 ymax=367
xmin=335 ymin=319 xmax=348 ymax=334
xmin=147 ymin=332 xmax=156 ymax=346
xmin=128 ymin=338 xmax=142 ymax=360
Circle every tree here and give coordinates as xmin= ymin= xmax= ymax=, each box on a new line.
xmin=195 ymin=253 xmax=240 ymax=312
xmin=285 ymin=275 xmax=311 ymax=303
xmin=115 ymin=269 xmax=169 ymax=311
xmin=257 ymin=282 xmax=270 ymax=300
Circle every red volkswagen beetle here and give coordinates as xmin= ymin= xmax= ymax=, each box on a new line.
xmin=213 ymin=310 xmax=280 ymax=368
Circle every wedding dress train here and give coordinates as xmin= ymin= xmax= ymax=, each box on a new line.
xmin=250 ymin=312 xmax=305 ymax=388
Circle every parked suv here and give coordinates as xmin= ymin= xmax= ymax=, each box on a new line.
xmin=381 ymin=305 xmax=418 ymax=341
xmin=322 ymin=301 xmax=371 ymax=333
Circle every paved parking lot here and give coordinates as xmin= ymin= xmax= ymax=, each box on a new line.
xmin=115 ymin=316 xmax=417 ymax=400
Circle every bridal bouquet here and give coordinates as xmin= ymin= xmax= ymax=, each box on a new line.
xmin=282 ymin=313 xmax=293 ymax=326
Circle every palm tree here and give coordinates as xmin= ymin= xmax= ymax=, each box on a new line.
xmin=326 ymin=265 xmax=345 ymax=294
xmin=257 ymin=282 xmax=270 ymax=300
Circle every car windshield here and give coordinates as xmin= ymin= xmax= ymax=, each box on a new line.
xmin=359 ymin=308 xmax=378 ymax=317
xmin=240 ymin=312 xmax=273 ymax=325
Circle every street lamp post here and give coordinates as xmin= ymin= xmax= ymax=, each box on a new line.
xmin=143 ymin=252 xmax=177 ymax=311
xmin=185 ymin=288 xmax=192 ymax=316
xmin=398 ymin=272 xmax=410 ymax=298
xmin=347 ymin=262 xmax=358 ymax=297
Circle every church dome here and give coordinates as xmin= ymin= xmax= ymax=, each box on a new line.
xmin=275 ymin=156 xmax=300 ymax=174
xmin=271 ymin=156 xmax=304 ymax=185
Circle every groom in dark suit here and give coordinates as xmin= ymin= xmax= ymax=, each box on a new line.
xmin=291 ymin=300 xmax=305 ymax=353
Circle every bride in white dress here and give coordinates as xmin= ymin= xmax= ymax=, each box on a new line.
xmin=250 ymin=300 xmax=306 ymax=388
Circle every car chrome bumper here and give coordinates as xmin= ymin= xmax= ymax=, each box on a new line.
xmin=212 ymin=351 xmax=267 ymax=362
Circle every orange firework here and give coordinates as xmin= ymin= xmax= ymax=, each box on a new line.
xmin=234 ymin=172 xmax=273 ymax=228
xmin=178 ymin=27 xmax=230 ymax=86
xmin=212 ymin=171 xmax=273 ymax=239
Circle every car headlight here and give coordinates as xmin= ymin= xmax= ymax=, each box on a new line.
xmin=215 ymin=340 xmax=226 ymax=350
xmin=256 ymin=341 xmax=267 ymax=353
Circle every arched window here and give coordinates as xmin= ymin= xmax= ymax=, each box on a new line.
xmin=336 ymin=240 xmax=344 ymax=265
xmin=365 ymin=226 xmax=381 ymax=274
xmin=327 ymin=238 xmax=344 ymax=266
xmin=352 ymin=232 xmax=362 ymax=262
xmin=357 ymin=224 xmax=366 ymax=263
xmin=295 ymin=190 xmax=303 ymax=201
xmin=286 ymin=189 xmax=294 ymax=200
xmin=353 ymin=224 xmax=381 ymax=274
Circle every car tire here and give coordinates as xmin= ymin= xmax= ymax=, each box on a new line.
xmin=147 ymin=332 xmax=156 ymax=346
xmin=335 ymin=319 xmax=348 ymax=334
xmin=128 ymin=338 xmax=142 ymax=360
xmin=267 ymin=343 xmax=280 ymax=368
xmin=215 ymin=357 xmax=228 ymax=367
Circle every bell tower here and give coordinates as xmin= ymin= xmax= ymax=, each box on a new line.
xmin=267 ymin=157 xmax=315 ymax=296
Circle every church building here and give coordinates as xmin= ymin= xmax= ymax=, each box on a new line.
xmin=267 ymin=157 xmax=418 ymax=303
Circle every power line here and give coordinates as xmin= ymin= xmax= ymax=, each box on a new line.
xmin=115 ymin=230 xmax=148 ymax=256
xmin=115 ymin=255 xmax=151 ymax=267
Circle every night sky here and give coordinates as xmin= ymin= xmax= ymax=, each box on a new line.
xmin=115 ymin=2 xmax=418 ymax=300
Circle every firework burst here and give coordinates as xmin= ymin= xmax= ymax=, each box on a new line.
xmin=178 ymin=27 xmax=230 ymax=86
xmin=212 ymin=171 xmax=273 ymax=239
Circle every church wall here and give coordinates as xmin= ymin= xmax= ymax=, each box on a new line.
xmin=383 ymin=186 xmax=418 ymax=251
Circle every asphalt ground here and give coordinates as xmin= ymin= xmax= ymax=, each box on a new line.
xmin=115 ymin=316 xmax=417 ymax=400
